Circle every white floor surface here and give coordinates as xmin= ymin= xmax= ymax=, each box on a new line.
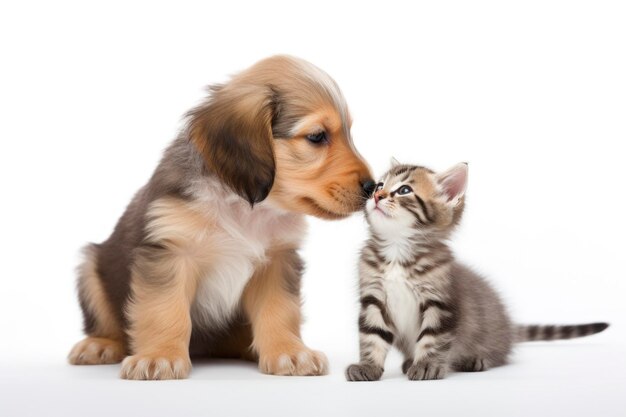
xmin=2 ymin=339 xmax=624 ymax=417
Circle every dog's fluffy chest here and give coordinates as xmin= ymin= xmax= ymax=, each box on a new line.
xmin=188 ymin=195 xmax=305 ymax=331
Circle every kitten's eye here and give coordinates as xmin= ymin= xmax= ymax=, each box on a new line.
xmin=397 ymin=185 xmax=413 ymax=195
xmin=376 ymin=182 xmax=384 ymax=192
xmin=305 ymin=131 xmax=327 ymax=144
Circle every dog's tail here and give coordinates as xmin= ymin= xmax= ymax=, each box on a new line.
xmin=515 ymin=322 xmax=609 ymax=342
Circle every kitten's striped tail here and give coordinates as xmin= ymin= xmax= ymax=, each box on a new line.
xmin=516 ymin=322 xmax=609 ymax=342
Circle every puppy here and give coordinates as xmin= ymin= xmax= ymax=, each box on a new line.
xmin=68 ymin=55 xmax=374 ymax=379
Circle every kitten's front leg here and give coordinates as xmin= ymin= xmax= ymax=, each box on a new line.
xmin=407 ymin=298 xmax=457 ymax=381
xmin=345 ymin=296 xmax=394 ymax=382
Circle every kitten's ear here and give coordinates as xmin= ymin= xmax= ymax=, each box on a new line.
xmin=390 ymin=156 xmax=401 ymax=167
xmin=436 ymin=162 xmax=468 ymax=203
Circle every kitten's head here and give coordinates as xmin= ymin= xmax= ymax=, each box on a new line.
xmin=365 ymin=160 xmax=468 ymax=237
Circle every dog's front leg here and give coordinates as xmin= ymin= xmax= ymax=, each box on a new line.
xmin=243 ymin=248 xmax=328 ymax=376
xmin=120 ymin=246 xmax=198 ymax=380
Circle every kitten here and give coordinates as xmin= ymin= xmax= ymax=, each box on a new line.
xmin=346 ymin=161 xmax=609 ymax=381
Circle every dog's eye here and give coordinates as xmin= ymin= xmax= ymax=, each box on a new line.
xmin=376 ymin=183 xmax=384 ymax=192
xmin=306 ymin=131 xmax=327 ymax=144
xmin=397 ymin=185 xmax=412 ymax=195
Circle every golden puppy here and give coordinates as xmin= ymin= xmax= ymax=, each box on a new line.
xmin=68 ymin=55 xmax=374 ymax=379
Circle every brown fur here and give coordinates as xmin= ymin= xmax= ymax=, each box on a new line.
xmin=120 ymin=200 xmax=201 ymax=379
xmin=69 ymin=245 xmax=126 ymax=365
xmin=68 ymin=337 xmax=125 ymax=365
xmin=271 ymin=106 xmax=369 ymax=219
xmin=187 ymin=83 xmax=276 ymax=205
xmin=207 ymin=323 xmax=256 ymax=361
xmin=69 ymin=55 xmax=371 ymax=379
xmin=242 ymin=248 xmax=327 ymax=375
xmin=187 ymin=56 xmax=370 ymax=216
xmin=76 ymin=245 xmax=124 ymax=340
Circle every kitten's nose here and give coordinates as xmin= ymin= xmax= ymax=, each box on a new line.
xmin=361 ymin=180 xmax=376 ymax=198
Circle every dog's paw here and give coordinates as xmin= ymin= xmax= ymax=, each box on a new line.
xmin=120 ymin=352 xmax=191 ymax=380
xmin=68 ymin=337 xmax=125 ymax=365
xmin=259 ymin=347 xmax=328 ymax=376
xmin=406 ymin=361 xmax=448 ymax=380
xmin=345 ymin=363 xmax=383 ymax=382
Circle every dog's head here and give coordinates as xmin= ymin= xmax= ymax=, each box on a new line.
xmin=186 ymin=55 xmax=374 ymax=219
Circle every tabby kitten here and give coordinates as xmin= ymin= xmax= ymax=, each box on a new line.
xmin=346 ymin=161 xmax=608 ymax=382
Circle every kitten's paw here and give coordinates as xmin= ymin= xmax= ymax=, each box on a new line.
xmin=402 ymin=359 xmax=413 ymax=374
xmin=68 ymin=337 xmax=125 ymax=365
xmin=407 ymin=362 xmax=448 ymax=380
xmin=345 ymin=363 xmax=383 ymax=381
xmin=120 ymin=352 xmax=191 ymax=380
xmin=456 ymin=357 xmax=489 ymax=372
xmin=259 ymin=346 xmax=328 ymax=376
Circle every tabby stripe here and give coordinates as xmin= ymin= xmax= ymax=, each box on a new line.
xmin=399 ymin=171 xmax=412 ymax=182
xmin=413 ymin=260 xmax=450 ymax=276
xmin=523 ymin=322 xmax=609 ymax=341
xmin=363 ymin=258 xmax=380 ymax=270
xmin=560 ymin=325 xmax=575 ymax=339
xmin=367 ymin=244 xmax=385 ymax=263
xmin=574 ymin=324 xmax=586 ymax=336
xmin=406 ymin=207 xmax=427 ymax=224
xmin=392 ymin=166 xmax=416 ymax=177
xmin=420 ymin=299 xmax=450 ymax=315
xmin=438 ymin=341 xmax=452 ymax=352
xmin=527 ymin=325 xmax=539 ymax=340
xmin=590 ymin=322 xmax=609 ymax=334
xmin=414 ymin=195 xmax=433 ymax=223
xmin=399 ymin=258 xmax=417 ymax=268
xmin=359 ymin=316 xmax=394 ymax=344
xmin=416 ymin=315 xmax=457 ymax=343
xmin=543 ymin=325 xmax=555 ymax=340
xmin=360 ymin=295 xmax=385 ymax=311
xmin=416 ymin=328 xmax=439 ymax=343
xmin=360 ymin=295 xmax=393 ymax=327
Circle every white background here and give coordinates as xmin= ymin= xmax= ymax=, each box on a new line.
xmin=1 ymin=1 xmax=625 ymax=416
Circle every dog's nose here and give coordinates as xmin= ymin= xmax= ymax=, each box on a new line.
xmin=361 ymin=180 xmax=376 ymax=198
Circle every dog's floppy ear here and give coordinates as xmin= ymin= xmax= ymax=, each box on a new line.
xmin=187 ymin=84 xmax=277 ymax=205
